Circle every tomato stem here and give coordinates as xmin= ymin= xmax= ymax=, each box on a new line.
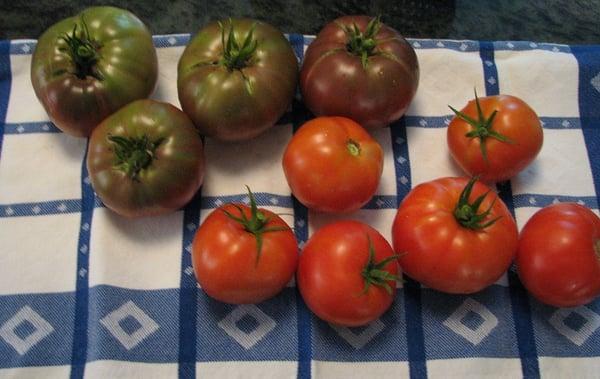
xmin=341 ymin=16 xmax=381 ymax=68
xmin=108 ymin=135 xmax=164 ymax=180
xmin=453 ymin=177 xmax=501 ymax=230
xmin=218 ymin=20 xmax=258 ymax=71
xmin=221 ymin=186 xmax=290 ymax=266
xmin=59 ymin=16 xmax=102 ymax=80
xmin=360 ymin=235 xmax=400 ymax=295
xmin=347 ymin=139 xmax=361 ymax=156
xmin=448 ymin=88 xmax=513 ymax=163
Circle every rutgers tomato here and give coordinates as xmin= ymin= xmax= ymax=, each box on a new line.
xmin=192 ymin=188 xmax=298 ymax=304
xmin=448 ymin=92 xmax=543 ymax=183
xmin=282 ymin=116 xmax=383 ymax=213
xmin=517 ymin=203 xmax=600 ymax=307
xmin=297 ymin=220 xmax=399 ymax=326
xmin=87 ymin=100 xmax=204 ymax=218
xmin=178 ymin=18 xmax=298 ymax=141
xmin=392 ymin=177 xmax=518 ymax=294
xmin=31 ymin=6 xmax=158 ymax=137
xmin=300 ymin=16 xmax=418 ymax=129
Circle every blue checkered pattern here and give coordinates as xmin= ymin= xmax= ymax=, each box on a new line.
xmin=1 ymin=33 xmax=600 ymax=378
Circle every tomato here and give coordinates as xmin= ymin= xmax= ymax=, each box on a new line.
xmin=178 ymin=18 xmax=298 ymax=141
xmin=448 ymin=92 xmax=543 ymax=183
xmin=87 ymin=99 xmax=205 ymax=218
xmin=282 ymin=116 xmax=383 ymax=213
xmin=392 ymin=177 xmax=518 ymax=294
xmin=297 ymin=220 xmax=399 ymax=326
xmin=516 ymin=203 xmax=600 ymax=307
xmin=192 ymin=188 xmax=298 ymax=304
xmin=300 ymin=16 xmax=419 ymax=129
xmin=31 ymin=6 xmax=158 ymax=137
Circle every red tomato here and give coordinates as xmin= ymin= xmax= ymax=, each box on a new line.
xmin=192 ymin=189 xmax=298 ymax=304
xmin=300 ymin=15 xmax=419 ymax=129
xmin=447 ymin=93 xmax=543 ymax=183
xmin=282 ymin=117 xmax=383 ymax=213
xmin=517 ymin=203 xmax=600 ymax=307
xmin=297 ymin=220 xmax=399 ymax=326
xmin=392 ymin=177 xmax=518 ymax=294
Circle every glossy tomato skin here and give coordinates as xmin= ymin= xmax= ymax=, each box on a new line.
xmin=392 ymin=177 xmax=518 ymax=294
xmin=447 ymin=95 xmax=543 ymax=183
xmin=87 ymin=100 xmax=205 ymax=218
xmin=31 ymin=6 xmax=158 ymax=137
xmin=178 ymin=18 xmax=298 ymax=141
xmin=517 ymin=203 xmax=600 ymax=307
xmin=192 ymin=204 xmax=298 ymax=304
xmin=282 ymin=117 xmax=383 ymax=213
xmin=297 ymin=220 xmax=399 ymax=326
xmin=300 ymin=15 xmax=419 ymax=129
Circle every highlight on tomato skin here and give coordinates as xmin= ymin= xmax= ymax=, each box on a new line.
xmin=282 ymin=116 xmax=384 ymax=213
xmin=297 ymin=220 xmax=400 ymax=327
xmin=391 ymin=176 xmax=518 ymax=294
xmin=516 ymin=202 xmax=600 ymax=308
xmin=191 ymin=187 xmax=298 ymax=305
xmin=447 ymin=91 xmax=543 ymax=183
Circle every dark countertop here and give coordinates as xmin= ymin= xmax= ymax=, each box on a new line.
xmin=2 ymin=0 xmax=600 ymax=44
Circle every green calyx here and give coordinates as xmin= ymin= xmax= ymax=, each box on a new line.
xmin=361 ymin=235 xmax=400 ymax=296
xmin=448 ymin=89 xmax=513 ymax=163
xmin=342 ymin=16 xmax=381 ymax=68
xmin=218 ymin=20 xmax=258 ymax=71
xmin=221 ymin=186 xmax=290 ymax=266
xmin=108 ymin=135 xmax=164 ymax=180
xmin=454 ymin=177 xmax=501 ymax=230
xmin=59 ymin=16 xmax=102 ymax=80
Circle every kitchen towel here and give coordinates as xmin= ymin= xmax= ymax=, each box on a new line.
xmin=1 ymin=34 xmax=600 ymax=378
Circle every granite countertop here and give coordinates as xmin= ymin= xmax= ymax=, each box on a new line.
xmin=1 ymin=0 xmax=600 ymax=44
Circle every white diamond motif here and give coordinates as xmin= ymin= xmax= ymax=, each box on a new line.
xmin=485 ymin=60 xmax=493 ymax=67
xmin=218 ymin=304 xmax=276 ymax=349
xmin=214 ymin=199 xmax=224 ymax=207
xmin=21 ymin=44 xmax=31 ymax=53
xmin=507 ymin=42 xmax=515 ymax=48
xmin=186 ymin=223 xmax=196 ymax=231
xmin=412 ymin=42 xmax=421 ymax=48
xmin=0 ymin=306 xmax=54 ymax=355
xmin=443 ymin=298 xmax=498 ymax=345
xmin=42 ymin=124 xmax=50 ymax=131
xmin=32 ymin=205 xmax=41 ymax=214
xmin=396 ymin=155 xmax=407 ymax=164
xmin=395 ymin=137 xmax=405 ymax=145
xmin=5 ymin=207 xmax=14 ymax=216
xmin=330 ymin=319 xmax=385 ymax=349
xmin=528 ymin=196 xmax=537 ymax=205
xmin=549 ymin=306 xmax=600 ymax=346
xmin=100 ymin=301 xmax=159 ymax=350
xmin=184 ymin=266 xmax=194 ymax=275
xmin=488 ymin=77 xmax=497 ymax=85
xmin=419 ymin=119 xmax=427 ymax=127
xmin=296 ymin=219 xmax=305 ymax=228
xmin=269 ymin=197 xmax=279 ymax=205
xmin=57 ymin=203 xmax=67 ymax=212
xmin=530 ymin=42 xmax=538 ymax=48
xmin=168 ymin=37 xmax=177 ymax=45
xmin=436 ymin=41 xmax=445 ymax=47
xmin=459 ymin=43 xmax=468 ymax=51
xmin=591 ymin=73 xmax=600 ymax=94
xmin=562 ymin=120 xmax=571 ymax=128
xmin=399 ymin=176 xmax=409 ymax=185
xmin=553 ymin=198 xmax=561 ymax=204
xmin=552 ymin=46 xmax=560 ymax=52
xmin=17 ymin=125 xmax=25 ymax=133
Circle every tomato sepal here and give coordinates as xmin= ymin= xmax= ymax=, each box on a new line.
xmin=453 ymin=177 xmax=502 ymax=230
xmin=221 ymin=186 xmax=291 ymax=265
xmin=360 ymin=235 xmax=400 ymax=295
